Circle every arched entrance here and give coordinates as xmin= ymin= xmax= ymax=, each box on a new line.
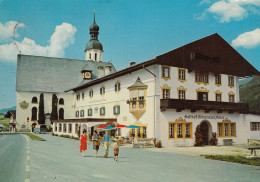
xmin=200 ymin=120 xmax=212 ymax=145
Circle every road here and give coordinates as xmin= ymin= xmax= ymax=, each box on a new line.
xmin=0 ymin=134 xmax=30 ymax=182
xmin=0 ymin=133 xmax=260 ymax=182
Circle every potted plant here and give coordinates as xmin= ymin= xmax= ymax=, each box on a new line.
xmin=209 ymin=132 xmax=218 ymax=145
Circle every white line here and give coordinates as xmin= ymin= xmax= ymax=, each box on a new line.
xmin=25 ymin=179 xmax=30 ymax=182
xmin=26 ymin=165 xmax=30 ymax=172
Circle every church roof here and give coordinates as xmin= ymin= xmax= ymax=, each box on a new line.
xmin=85 ymin=39 xmax=103 ymax=52
xmin=4 ymin=110 xmax=16 ymax=119
xmin=16 ymin=55 xmax=115 ymax=93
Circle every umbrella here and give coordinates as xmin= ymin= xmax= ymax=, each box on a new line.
xmin=103 ymin=126 xmax=116 ymax=130
xmin=97 ymin=125 xmax=108 ymax=129
xmin=114 ymin=124 xmax=127 ymax=128
xmin=126 ymin=125 xmax=139 ymax=128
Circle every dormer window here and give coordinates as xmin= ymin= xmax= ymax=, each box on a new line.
xmin=82 ymin=70 xmax=92 ymax=80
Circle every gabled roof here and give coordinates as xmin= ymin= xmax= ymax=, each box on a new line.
xmin=156 ymin=33 xmax=259 ymax=77
xmin=128 ymin=77 xmax=148 ymax=89
xmin=68 ymin=33 xmax=259 ymax=92
xmin=4 ymin=110 xmax=16 ymax=119
xmin=16 ymin=55 xmax=116 ymax=93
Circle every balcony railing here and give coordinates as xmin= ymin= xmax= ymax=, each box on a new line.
xmin=160 ymin=99 xmax=249 ymax=114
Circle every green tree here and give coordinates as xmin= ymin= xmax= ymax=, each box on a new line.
xmin=51 ymin=94 xmax=58 ymax=122
xmin=38 ymin=93 xmax=45 ymax=124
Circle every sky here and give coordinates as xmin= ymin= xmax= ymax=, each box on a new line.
xmin=0 ymin=0 xmax=260 ymax=110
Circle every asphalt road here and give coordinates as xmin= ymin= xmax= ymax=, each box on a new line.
xmin=0 ymin=134 xmax=30 ymax=182
xmin=1 ymin=133 xmax=260 ymax=182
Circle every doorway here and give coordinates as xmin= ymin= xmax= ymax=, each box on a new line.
xmin=198 ymin=92 xmax=208 ymax=101
xmin=200 ymin=121 xmax=209 ymax=145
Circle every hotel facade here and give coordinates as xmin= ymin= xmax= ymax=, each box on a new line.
xmin=16 ymin=16 xmax=260 ymax=147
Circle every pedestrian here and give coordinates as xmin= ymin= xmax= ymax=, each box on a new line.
xmin=102 ymin=130 xmax=111 ymax=158
xmin=92 ymin=130 xmax=100 ymax=158
xmin=113 ymin=143 xmax=119 ymax=161
xmin=80 ymin=129 xmax=88 ymax=157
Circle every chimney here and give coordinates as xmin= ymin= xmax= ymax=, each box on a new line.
xmin=105 ymin=66 xmax=111 ymax=76
xmin=130 ymin=62 xmax=136 ymax=66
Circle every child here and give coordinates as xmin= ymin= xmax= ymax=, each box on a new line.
xmin=113 ymin=143 xmax=119 ymax=161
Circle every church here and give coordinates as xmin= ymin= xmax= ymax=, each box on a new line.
xmin=16 ymin=14 xmax=260 ymax=147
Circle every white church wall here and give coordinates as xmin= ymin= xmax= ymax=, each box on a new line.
xmin=16 ymin=91 xmax=74 ymax=131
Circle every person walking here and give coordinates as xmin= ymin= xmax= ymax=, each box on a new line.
xmin=102 ymin=130 xmax=111 ymax=158
xmin=80 ymin=129 xmax=88 ymax=157
xmin=92 ymin=130 xmax=100 ymax=158
xmin=113 ymin=143 xmax=119 ymax=161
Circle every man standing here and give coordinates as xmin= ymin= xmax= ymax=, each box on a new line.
xmin=102 ymin=130 xmax=111 ymax=158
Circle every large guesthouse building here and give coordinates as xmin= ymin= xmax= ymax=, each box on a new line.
xmin=16 ymin=15 xmax=260 ymax=147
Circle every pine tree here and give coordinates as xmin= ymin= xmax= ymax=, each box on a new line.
xmin=38 ymin=93 xmax=45 ymax=124
xmin=51 ymin=94 xmax=58 ymax=122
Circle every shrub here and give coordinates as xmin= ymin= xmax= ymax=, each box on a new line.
xmin=194 ymin=125 xmax=203 ymax=146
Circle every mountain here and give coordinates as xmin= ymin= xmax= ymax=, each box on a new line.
xmin=239 ymin=77 xmax=254 ymax=87
xmin=0 ymin=106 xmax=16 ymax=115
xmin=240 ymin=76 xmax=260 ymax=113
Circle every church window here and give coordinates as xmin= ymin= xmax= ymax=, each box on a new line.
xmin=63 ymin=123 xmax=67 ymax=133
xmin=59 ymin=108 xmax=64 ymax=120
xmin=76 ymin=94 xmax=80 ymax=101
xmin=95 ymin=53 xmax=97 ymax=61
xmin=31 ymin=107 xmax=37 ymax=121
xmin=80 ymin=110 xmax=84 ymax=117
xmin=59 ymin=124 xmax=62 ymax=132
xmin=162 ymin=66 xmax=170 ymax=80
xmin=89 ymin=53 xmax=91 ymax=59
xmin=75 ymin=111 xmax=79 ymax=118
xmin=82 ymin=93 xmax=84 ymax=100
xmin=228 ymin=76 xmax=234 ymax=87
xmin=32 ymin=97 xmax=38 ymax=103
xmin=215 ymin=74 xmax=221 ymax=85
xmin=178 ymin=68 xmax=186 ymax=81
xmin=68 ymin=124 xmax=72 ymax=133
xmin=59 ymin=98 xmax=64 ymax=105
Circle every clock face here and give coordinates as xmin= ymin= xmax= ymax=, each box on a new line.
xmin=84 ymin=72 xmax=91 ymax=79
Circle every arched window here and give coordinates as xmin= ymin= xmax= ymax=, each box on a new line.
xmin=31 ymin=107 xmax=37 ymax=121
xmin=32 ymin=97 xmax=38 ymax=103
xmin=59 ymin=98 xmax=64 ymax=105
xmin=59 ymin=108 xmax=64 ymax=120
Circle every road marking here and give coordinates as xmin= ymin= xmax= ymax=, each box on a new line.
xmin=26 ymin=165 xmax=30 ymax=171
xmin=25 ymin=179 xmax=30 ymax=182
xmin=27 ymin=156 xmax=30 ymax=161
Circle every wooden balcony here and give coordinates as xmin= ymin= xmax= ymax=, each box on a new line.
xmin=160 ymin=99 xmax=249 ymax=114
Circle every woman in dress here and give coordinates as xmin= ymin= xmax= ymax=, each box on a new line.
xmin=80 ymin=129 xmax=88 ymax=157
xmin=92 ymin=130 xmax=100 ymax=158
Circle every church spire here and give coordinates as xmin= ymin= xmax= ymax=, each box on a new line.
xmin=84 ymin=12 xmax=103 ymax=62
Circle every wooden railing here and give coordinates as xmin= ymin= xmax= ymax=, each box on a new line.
xmin=160 ymin=99 xmax=249 ymax=113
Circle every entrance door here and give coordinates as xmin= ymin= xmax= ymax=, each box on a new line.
xmin=198 ymin=92 xmax=208 ymax=101
xmin=200 ymin=122 xmax=209 ymax=145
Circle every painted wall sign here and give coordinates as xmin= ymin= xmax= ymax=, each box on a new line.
xmin=184 ymin=115 xmax=225 ymax=120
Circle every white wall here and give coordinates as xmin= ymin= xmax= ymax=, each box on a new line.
xmin=246 ymin=114 xmax=260 ymax=140
xmin=85 ymin=49 xmax=103 ymax=62
xmin=16 ymin=91 xmax=74 ymax=131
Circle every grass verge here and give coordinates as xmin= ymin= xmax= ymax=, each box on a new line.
xmin=201 ymin=155 xmax=260 ymax=166
xmin=25 ymin=133 xmax=45 ymax=141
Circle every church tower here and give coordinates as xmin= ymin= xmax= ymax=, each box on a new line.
xmin=85 ymin=12 xmax=103 ymax=62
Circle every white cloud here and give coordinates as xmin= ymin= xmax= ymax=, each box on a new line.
xmin=0 ymin=21 xmax=25 ymax=42
xmin=0 ymin=22 xmax=77 ymax=63
xmin=197 ymin=0 xmax=260 ymax=22
xmin=232 ymin=28 xmax=260 ymax=48
xmin=208 ymin=0 xmax=248 ymax=22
